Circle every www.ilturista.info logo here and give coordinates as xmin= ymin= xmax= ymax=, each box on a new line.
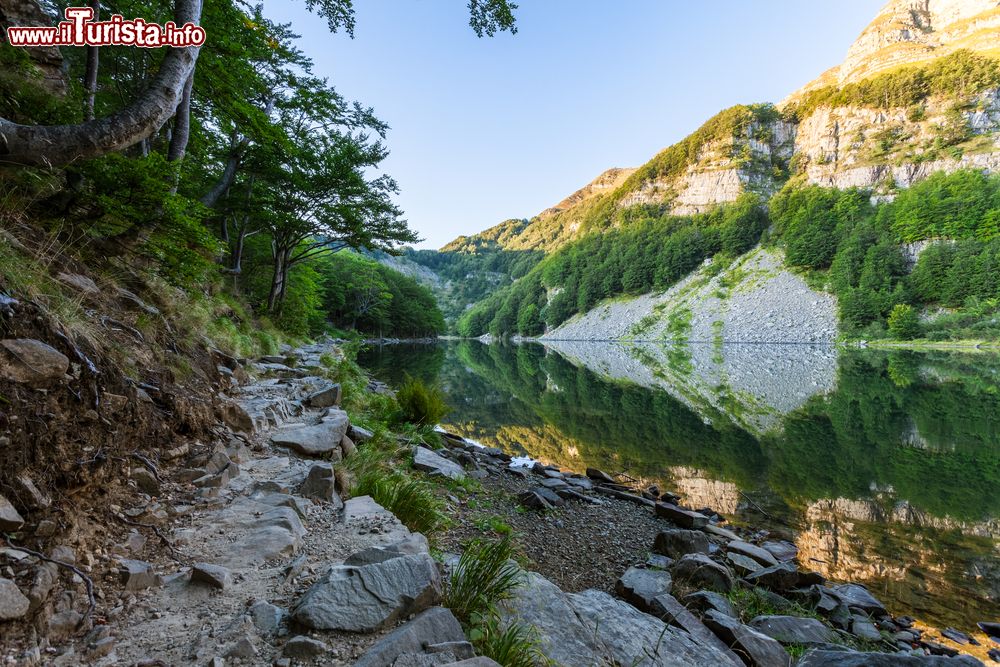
xmin=5 ymin=7 xmax=206 ymax=48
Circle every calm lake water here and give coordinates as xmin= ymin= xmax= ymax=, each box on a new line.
xmin=358 ymin=340 xmax=1000 ymax=632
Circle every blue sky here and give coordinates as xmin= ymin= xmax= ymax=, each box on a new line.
xmin=265 ymin=1 xmax=884 ymax=249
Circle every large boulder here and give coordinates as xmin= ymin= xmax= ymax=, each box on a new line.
xmin=703 ymin=610 xmax=790 ymax=667
xmin=413 ymin=447 xmax=465 ymax=481
xmin=745 ymin=562 xmax=824 ymax=592
xmin=306 ymin=383 xmax=341 ymax=408
xmin=653 ymin=529 xmax=709 ymax=558
xmin=797 ymin=650 xmax=984 ymax=666
xmin=749 ymin=615 xmax=837 ymax=645
xmin=354 ymin=607 xmax=466 ymax=667
xmin=671 ymin=553 xmax=735 ymax=592
xmin=0 ymin=339 xmax=68 ymax=385
xmin=292 ymin=553 xmax=442 ymax=632
xmin=270 ymin=414 xmax=350 ymax=458
xmin=614 ymin=567 xmax=672 ymax=613
xmin=500 ymin=570 xmax=739 ymax=667
xmin=297 ymin=463 xmax=342 ymax=507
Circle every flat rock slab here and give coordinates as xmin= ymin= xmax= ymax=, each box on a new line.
xmin=501 ymin=570 xmax=739 ymax=667
xmin=191 ymin=563 xmax=232 ymax=590
xmin=829 ymin=583 xmax=887 ymax=616
xmin=655 ymin=503 xmax=709 ymax=529
xmin=649 ymin=593 xmax=744 ymax=666
xmin=749 ymin=615 xmax=836 ymax=645
xmin=413 ymin=447 xmax=465 ymax=480
xmin=654 ymin=529 xmax=709 ymax=558
xmin=728 ymin=540 xmax=780 ymax=567
xmin=797 ymin=650 xmax=984 ymax=666
xmin=292 ymin=553 xmax=442 ymax=632
xmin=671 ymin=553 xmax=735 ymax=592
xmin=271 ymin=413 xmax=349 ymax=457
xmin=354 ymin=607 xmax=466 ymax=667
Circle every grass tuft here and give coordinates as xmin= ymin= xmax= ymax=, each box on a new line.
xmin=353 ymin=469 xmax=449 ymax=536
xmin=469 ymin=612 xmax=545 ymax=667
xmin=445 ymin=536 xmax=522 ymax=625
xmin=396 ymin=374 xmax=449 ymax=426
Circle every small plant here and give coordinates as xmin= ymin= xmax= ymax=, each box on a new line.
xmin=353 ymin=469 xmax=449 ymax=536
xmin=469 ymin=612 xmax=544 ymax=667
xmin=445 ymin=536 xmax=522 ymax=625
xmin=396 ymin=374 xmax=449 ymax=426
xmin=473 ymin=515 xmax=514 ymax=536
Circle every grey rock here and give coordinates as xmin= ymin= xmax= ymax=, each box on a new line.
xmin=0 ymin=494 xmax=25 ymax=532
xmin=297 ymin=463 xmax=342 ymax=507
xmin=217 ymin=401 xmax=254 ymax=433
xmin=682 ymin=591 xmax=737 ymax=618
xmin=249 ymin=601 xmax=284 ymax=635
xmin=655 ymin=502 xmax=709 ymax=529
xmin=851 ymin=616 xmax=882 ymax=641
xmin=745 ymin=562 xmax=824 ymax=592
xmin=13 ymin=474 xmax=50 ymax=510
xmin=728 ymin=540 xmax=780 ymax=567
xmin=653 ymin=529 xmax=709 ymax=558
xmin=225 ymin=634 xmax=258 ymax=659
xmin=0 ymin=339 xmax=69 ymax=384
xmin=749 ymin=615 xmax=836 ymax=645
xmin=614 ymin=567 xmax=672 ymax=612
xmin=349 ymin=425 xmax=374 ymax=442
xmin=340 ymin=434 xmax=357 ymax=458
xmin=671 ymin=553 xmax=735 ymax=592
xmin=762 ymin=540 xmax=798 ymax=562
xmin=0 ymin=577 xmax=30 ymax=620
xmin=586 ymin=468 xmax=616 ymax=483
xmin=306 ymin=383 xmax=341 ymax=408
xmin=727 ymin=551 xmax=764 ymax=576
xmin=131 ymin=468 xmax=160 ymax=495
xmin=649 ymin=593 xmax=744 ymax=665
xmin=118 ymin=559 xmax=158 ymax=591
xmin=283 ymin=635 xmax=329 ymax=658
xmin=830 ymin=583 xmax=887 ymax=616
xmin=442 ymin=659 xmax=501 ymax=667
xmin=343 ymin=534 xmax=430 ymax=566
xmin=518 ymin=490 xmax=553 ymax=510
xmin=501 ymin=571 xmax=739 ymax=667
xmin=47 ymin=610 xmax=82 ymax=640
xmin=425 ymin=641 xmax=474 ymax=660
xmin=271 ymin=414 xmax=350 ymax=457
xmin=191 ymin=563 xmax=232 ymax=590
xmin=797 ymin=650 xmax=984 ymax=666
xmin=292 ymin=553 xmax=442 ymax=632
xmin=565 ymin=476 xmax=594 ymax=491
xmin=539 ymin=477 xmax=568 ymax=490
xmin=413 ymin=447 xmax=466 ymax=480
xmin=354 ymin=607 xmax=466 ymax=667
xmin=647 ymin=554 xmax=673 ymax=570
xmin=703 ymin=610 xmax=790 ymax=667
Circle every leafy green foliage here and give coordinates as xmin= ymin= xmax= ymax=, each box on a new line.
xmin=457 ymin=195 xmax=768 ymax=336
xmin=396 ymin=375 xmax=450 ymax=426
xmin=790 ymin=50 xmax=1000 ymax=119
xmin=887 ymin=304 xmax=921 ymax=340
xmin=469 ymin=613 xmax=543 ymax=667
xmin=353 ymin=469 xmax=449 ymax=535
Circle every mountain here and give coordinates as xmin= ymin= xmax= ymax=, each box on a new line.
xmin=452 ymin=0 xmax=1000 ymax=343
xmin=449 ymin=0 xmax=1000 ymax=256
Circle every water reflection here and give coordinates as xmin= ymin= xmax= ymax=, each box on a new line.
xmin=358 ymin=341 xmax=1000 ymax=630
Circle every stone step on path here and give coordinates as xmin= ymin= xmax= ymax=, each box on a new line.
xmin=87 ymin=345 xmax=456 ymax=666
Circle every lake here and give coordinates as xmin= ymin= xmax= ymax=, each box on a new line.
xmin=358 ymin=340 xmax=1000 ymax=632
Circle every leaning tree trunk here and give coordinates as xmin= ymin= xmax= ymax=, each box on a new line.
xmin=166 ymin=72 xmax=194 ymax=164
xmin=0 ymin=0 xmax=203 ymax=167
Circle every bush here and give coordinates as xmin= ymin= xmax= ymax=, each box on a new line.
xmin=887 ymin=304 xmax=921 ymax=340
xmin=396 ymin=375 xmax=449 ymax=426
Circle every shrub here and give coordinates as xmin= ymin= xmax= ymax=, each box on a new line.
xmin=444 ymin=536 xmax=522 ymax=625
xmin=396 ymin=375 xmax=449 ymax=426
xmin=469 ymin=613 xmax=543 ymax=667
xmin=887 ymin=304 xmax=921 ymax=340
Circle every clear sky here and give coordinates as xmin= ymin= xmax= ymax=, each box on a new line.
xmin=265 ymin=0 xmax=884 ymax=249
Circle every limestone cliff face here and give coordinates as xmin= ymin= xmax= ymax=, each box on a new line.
xmin=0 ymin=0 xmax=66 ymax=94
xmin=796 ymin=88 xmax=1000 ymax=191
xmin=538 ymin=168 xmax=636 ymax=219
xmin=618 ymin=119 xmax=797 ymax=215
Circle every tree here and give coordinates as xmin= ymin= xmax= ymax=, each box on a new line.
xmin=887 ymin=304 xmax=921 ymax=340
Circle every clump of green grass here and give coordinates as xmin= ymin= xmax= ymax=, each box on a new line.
xmin=473 ymin=515 xmax=514 ymax=536
xmin=396 ymin=374 xmax=449 ymax=426
xmin=353 ymin=469 xmax=449 ymax=536
xmin=725 ymin=585 xmax=818 ymax=622
xmin=445 ymin=536 xmax=522 ymax=624
xmin=469 ymin=612 xmax=544 ymax=667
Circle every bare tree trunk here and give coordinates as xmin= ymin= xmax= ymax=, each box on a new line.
xmin=201 ymin=148 xmax=243 ymax=207
xmin=166 ymin=72 xmax=194 ymax=164
xmin=83 ymin=0 xmax=100 ymax=121
xmin=0 ymin=0 xmax=203 ymax=167
xmin=267 ymin=248 xmax=286 ymax=313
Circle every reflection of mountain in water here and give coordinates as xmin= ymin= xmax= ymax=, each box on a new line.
xmin=358 ymin=342 xmax=1000 ymax=628
xmin=542 ymin=341 xmax=838 ymax=434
